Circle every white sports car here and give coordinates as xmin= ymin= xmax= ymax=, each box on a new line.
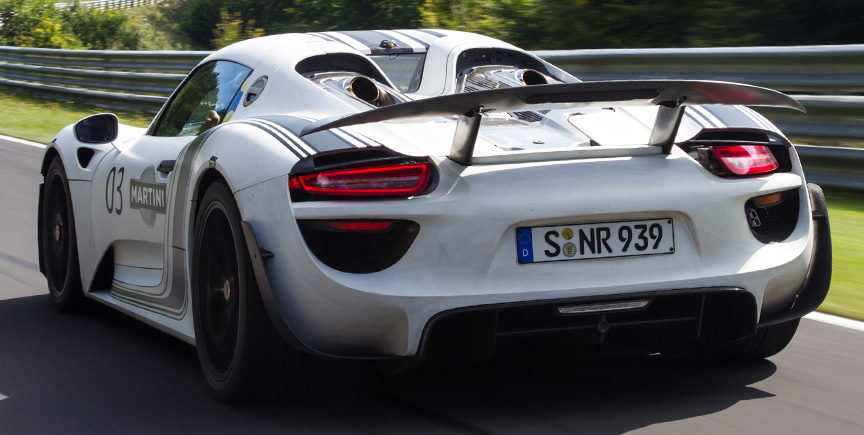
xmin=39 ymin=30 xmax=831 ymax=401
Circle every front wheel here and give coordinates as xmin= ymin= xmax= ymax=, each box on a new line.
xmin=41 ymin=156 xmax=83 ymax=312
xmin=192 ymin=181 xmax=288 ymax=401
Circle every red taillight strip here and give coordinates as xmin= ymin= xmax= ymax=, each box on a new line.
xmin=290 ymin=162 xmax=432 ymax=197
xmin=711 ymin=145 xmax=779 ymax=175
xmin=326 ymin=221 xmax=394 ymax=231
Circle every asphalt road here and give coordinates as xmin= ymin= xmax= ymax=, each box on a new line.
xmin=1 ymin=137 xmax=863 ymax=434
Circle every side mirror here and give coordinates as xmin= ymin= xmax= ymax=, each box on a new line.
xmin=74 ymin=113 xmax=119 ymax=144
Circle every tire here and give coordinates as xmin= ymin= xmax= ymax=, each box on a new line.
xmin=192 ymin=181 xmax=288 ymax=402
xmin=666 ymin=318 xmax=801 ymax=363
xmin=41 ymin=156 xmax=83 ymax=312
xmin=717 ymin=318 xmax=801 ymax=361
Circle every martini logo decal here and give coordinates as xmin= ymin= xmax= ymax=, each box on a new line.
xmin=130 ymin=179 xmax=166 ymax=213
xmin=130 ymin=167 xmax=166 ymax=228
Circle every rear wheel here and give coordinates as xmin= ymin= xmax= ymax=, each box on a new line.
xmin=42 ymin=156 xmax=83 ymax=312
xmin=717 ymin=318 xmax=800 ymax=361
xmin=665 ymin=318 xmax=800 ymax=362
xmin=192 ymin=181 xmax=288 ymax=402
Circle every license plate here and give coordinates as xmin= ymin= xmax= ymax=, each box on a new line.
xmin=516 ymin=219 xmax=675 ymax=264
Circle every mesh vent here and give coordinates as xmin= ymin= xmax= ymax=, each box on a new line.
xmin=512 ymin=111 xmax=543 ymax=123
xmin=423 ymin=290 xmax=757 ymax=356
xmin=464 ymin=72 xmax=511 ymax=92
xmin=298 ymin=220 xmax=419 ymax=273
xmin=480 ymin=117 xmax=528 ymax=128
xmin=745 ymin=189 xmax=800 ymax=243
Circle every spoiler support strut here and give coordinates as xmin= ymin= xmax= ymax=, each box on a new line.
xmin=450 ymin=107 xmax=483 ymax=166
xmin=649 ymin=101 xmax=687 ymax=154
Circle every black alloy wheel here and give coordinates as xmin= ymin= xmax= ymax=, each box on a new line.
xmin=42 ymin=156 xmax=83 ymax=311
xmin=192 ymin=181 xmax=287 ymax=401
xmin=196 ymin=199 xmax=241 ymax=378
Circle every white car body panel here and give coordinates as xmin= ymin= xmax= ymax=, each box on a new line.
xmin=39 ymin=30 xmax=828 ymax=359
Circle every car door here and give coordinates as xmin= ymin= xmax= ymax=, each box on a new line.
xmin=90 ymin=60 xmax=252 ymax=317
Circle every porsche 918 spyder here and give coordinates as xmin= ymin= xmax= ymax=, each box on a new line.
xmin=38 ymin=29 xmax=831 ymax=401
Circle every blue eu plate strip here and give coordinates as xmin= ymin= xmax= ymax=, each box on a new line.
xmin=516 ymin=228 xmax=533 ymax=264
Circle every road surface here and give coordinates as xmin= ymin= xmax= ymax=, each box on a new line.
xmin=1 ymin=137 xmax=862 ymax=434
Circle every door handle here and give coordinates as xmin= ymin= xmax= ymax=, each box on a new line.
xmin=157 ymin=160 xmax=176 ymax=174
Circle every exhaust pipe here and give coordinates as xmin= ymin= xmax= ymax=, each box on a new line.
xmin=516 ymin=69 xmax=548 ymax=86
xmin=346 ymin=77 xmax=383 ymax=106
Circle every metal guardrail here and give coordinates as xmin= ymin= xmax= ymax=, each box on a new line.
xmin=0 ymin=44 xmax=861 ymax=189
xmin=535 ymin=45 xmax=864 ymax=94
xmin=534 ymin=46 xmax=864 ymax=145
xmin=0 ymin=46 xmax=205 ymax=72
xmin=796 ymin=145 xmax=864 ymax=191
xmin=54 ymin=0 xmax=161 ymax=11
xmin=0 ymin=46 xmax=207 ymax=111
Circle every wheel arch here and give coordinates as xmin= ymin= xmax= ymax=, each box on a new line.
xmin=183 ymin=121 xmax=313 ymax=354
xmin=38 ymin=145 xmax=66 ymax=276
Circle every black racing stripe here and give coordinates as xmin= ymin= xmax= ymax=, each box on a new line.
xmin=416 ymin=29 xmax=448 ymax=38
xmin=336 ymin=30 xmax=417 ymax=54
xmin=352 ymin=131 xmax=385 ymax=148
xmin=236 ymin=121 xmax=306 ymax=159
xmin=684 ymin=111 xmax=705 ymax=128
xmin=253 ymin=119 xmax=319 ymax=155
xmin=701 ymin=105 xmax=765 ymax=130
xmin=315 ymin=130 xmax=365 ymax=151
xmin=258 ymin=115 xmax=363 ymax=153
xmin=392 ymin=30 xmax=431 ymax=49
xmin=335 ymin=128 xmax=378 ymax=148
xmin=308 ymin=32 xmax=335 ymax=42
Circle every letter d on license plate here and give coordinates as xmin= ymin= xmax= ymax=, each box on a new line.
xmin=517 ymin=218 xmax=675 ymax=264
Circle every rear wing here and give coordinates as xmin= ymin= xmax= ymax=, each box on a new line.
xmin=300 ymin=80 xmax=804 ymax=165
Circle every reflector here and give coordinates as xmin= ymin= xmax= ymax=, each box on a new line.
xmin=754 ymin=192 xmax=784 ymax=207
xmin=326 ymin=221 xmax=394 ymax=231
xmin=557 ymin=300 xmax=650 ymax=315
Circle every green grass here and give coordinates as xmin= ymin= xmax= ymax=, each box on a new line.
xmin=0 ymin=88 xmax=152 ymax=144
xmin=819 ymin=188 xmax=864 ymax=320
xmin=2 ymin=89 xmax=863 ymax=321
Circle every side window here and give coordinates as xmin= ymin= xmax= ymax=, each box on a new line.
xmin=152 ymin=61 xmax=252 ymax=137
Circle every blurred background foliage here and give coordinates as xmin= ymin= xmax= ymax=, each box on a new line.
xmin=1 ymin=0 xmax=862 ymax=50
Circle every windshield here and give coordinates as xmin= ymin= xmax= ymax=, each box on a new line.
xmin=368 ymin=53 xmax=426 ymax=93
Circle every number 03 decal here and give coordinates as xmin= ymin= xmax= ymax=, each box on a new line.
xmin=105 ymin=166 xmax=125 ymax=215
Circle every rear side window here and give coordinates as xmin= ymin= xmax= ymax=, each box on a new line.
xmin=368 ymin=53 xmax=426 ymax=93
xmin=152 ymin=61 xmax=251 ymax=137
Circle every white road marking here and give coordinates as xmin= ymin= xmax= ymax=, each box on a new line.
xmin=805 ymin=312 xmax=864 ymax=332
xmin=0 ymin=134 xmax=46 ymax=148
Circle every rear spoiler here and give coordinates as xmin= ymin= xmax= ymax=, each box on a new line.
xmin=300 ymin=80 xmax=805 ymax=165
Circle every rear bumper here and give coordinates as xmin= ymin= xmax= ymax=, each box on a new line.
xmin=758 ymin=183 xmax=832 ymax=326
xmin=415 ymin=287 xmax=758 ymax=364
xmin=238 ymin=155 xmax=820 ymax=359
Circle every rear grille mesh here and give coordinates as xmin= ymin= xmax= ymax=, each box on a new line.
xmin=423 ymin=289 xmax=757 ymax=357
xmin=512 ymin=111 xmax=543 ymax=123
xmin=464 ymin=71 xmax=510 ymax=92
xmin=298 ymin=220 xmax=419 ymax=273
xmin=745 ymin=188 xmax=800 ymax=243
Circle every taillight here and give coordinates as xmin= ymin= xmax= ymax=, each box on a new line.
xmin=326 ymin=221 xmax=393 ymax=231
xmin=710 ymin=145 xmax=779 ymax=175
xmin=289 ymin=162 xmax=432 ymax=197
